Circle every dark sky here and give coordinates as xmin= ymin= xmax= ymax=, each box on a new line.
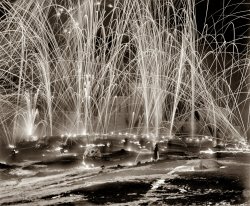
xmin=196 ymin=0 xmax=250 ymax=52
xmin=0 ymin=0 xmax=249 ymax=51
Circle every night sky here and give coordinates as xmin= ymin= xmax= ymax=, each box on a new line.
xmin=196 ymin=0 xmax=250 ymax=53
xmin=1 ymin=0 xmax=249 ymax=52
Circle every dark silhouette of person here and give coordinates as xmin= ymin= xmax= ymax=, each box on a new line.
xmin=153 ymin=143 xmax=159 ymax=161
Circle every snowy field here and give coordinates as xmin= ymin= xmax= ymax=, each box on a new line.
xmin=1 ymin=154 xmax=250 ymax=205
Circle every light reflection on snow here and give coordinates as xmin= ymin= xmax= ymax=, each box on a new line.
xmin=200 ymin=148 xmax=215 ymax=155
xmin=151 ymin=179 xmax=165 ymax=190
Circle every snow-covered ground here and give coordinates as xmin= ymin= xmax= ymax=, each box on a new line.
xmin=0 ymin=157 xmax=250 ymax=205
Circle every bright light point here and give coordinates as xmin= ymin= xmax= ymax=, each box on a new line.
xmin=82 ymin=129 xmax=87 ymax=135
xmin=127 ymin=162 xmax=133 ymax=166
xmin=61 ymin=134 xmax=64 ymax=138
xmin=74 ymin=21 xmax=79 ymax=27
xmin=55 ymin=147 xmax=62 ymax=151
xmin=26 ymin=126 xmax=33 ymax=136
xmin=80 ymin=145 xmax=83 ymax=148
xmin=64 ymin=150 xmax=68 ymax=153
xmin=133 ymin=135 xmax=136 ymax=138
xmin=107 ymin=4 xmax=113 ymax=8
xmin=42 ymin=154 xmax=45 ymax=157
xmin=118 ymin=132 xmax=122 ymax=135
xmin=9 ymin=144 xmax=15 ymax=149
xmin=56 ymin=12 xmax=61 ymax=17
xmin=200 ymin=148 xmax=215 ymax=155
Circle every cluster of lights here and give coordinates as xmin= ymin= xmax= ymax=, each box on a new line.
xmin=86 ymin=143 xmax=106 ymax=147
xmin=60 ymin=132 xmax=90 ymax=138
xmin=109 ymin=132 xmax=138 ymax=139
xmin=59 ymin=132 xmax=143 ymax=138
xmin=105 ymin=132 xmax=179 ymax=141
xmin=161 ymin=135 xmax=173 ymax=140
xmin=46 ymin=146 xmax=69 ymax=153
xmin=186 ymin=136 xmax=213 ymax=143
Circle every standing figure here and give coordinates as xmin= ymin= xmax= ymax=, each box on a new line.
xmin=153 ymin=143 xmax=159 ymax=161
